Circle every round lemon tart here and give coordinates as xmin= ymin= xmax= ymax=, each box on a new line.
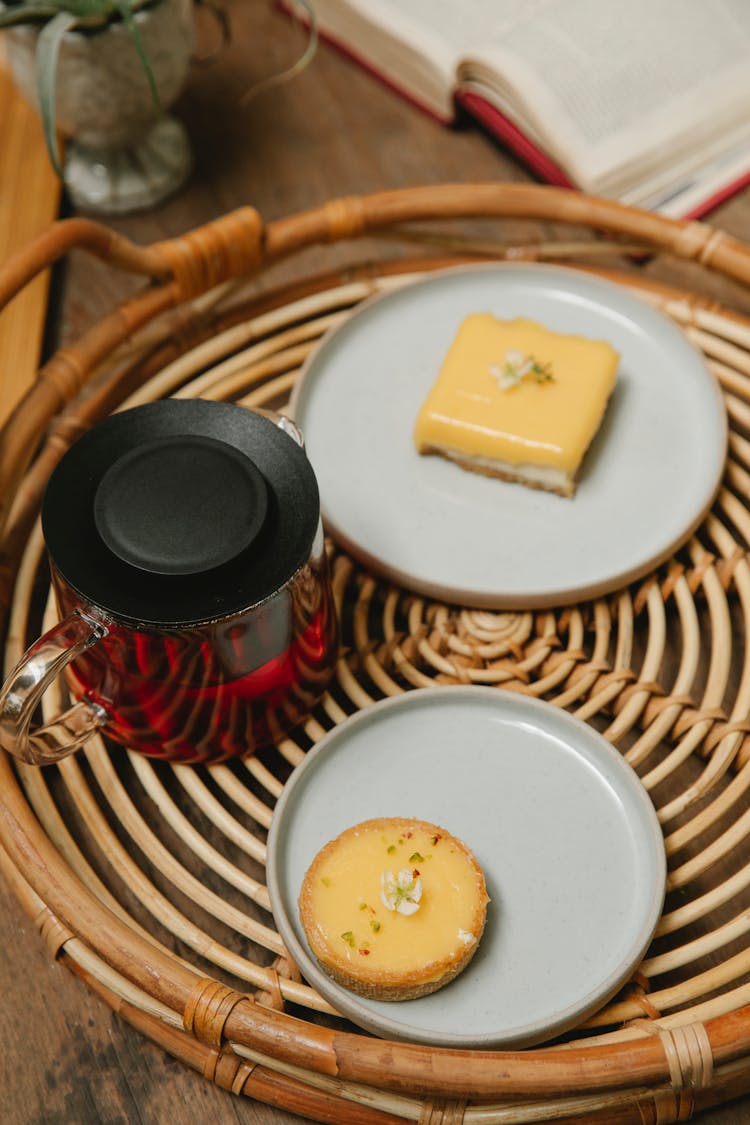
xmin=298 ymin=817 xmax=489 ymax=1001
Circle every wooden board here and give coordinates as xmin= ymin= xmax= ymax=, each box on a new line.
xmin=0 ymin=39 xmax=60 ymax=426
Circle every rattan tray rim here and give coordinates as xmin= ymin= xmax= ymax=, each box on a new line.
xmin=4 ymin=183 xmax=750 ymax=1123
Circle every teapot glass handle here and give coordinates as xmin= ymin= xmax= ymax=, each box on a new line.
xmin=275 ymin=414 xmax=304 ymax=447
xmin=0 ymin=611 xmax=109 ymax=766
xmin=250 ymin=407 xmax=304 ymax=447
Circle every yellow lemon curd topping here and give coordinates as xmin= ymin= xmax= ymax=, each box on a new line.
xmin=414 ymin=314 xmax=619 ymax=475
xmin=299 ymin=818 xmax=488 ymax=994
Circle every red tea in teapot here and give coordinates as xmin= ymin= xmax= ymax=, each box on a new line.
xmin=55 ymin=554 xmax=337 ymax=763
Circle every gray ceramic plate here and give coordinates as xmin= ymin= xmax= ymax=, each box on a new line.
xmin=291 ymin=263 xmax=727 ymax=608
xmin=266 ymin=687 xmax=666 ymax=1048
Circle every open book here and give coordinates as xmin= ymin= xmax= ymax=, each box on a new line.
xmin=283 ymin=0 xmax=750 ymax=219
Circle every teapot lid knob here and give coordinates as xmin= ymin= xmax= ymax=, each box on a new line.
xmin=94 ymin=435 xmax=268 ymax=576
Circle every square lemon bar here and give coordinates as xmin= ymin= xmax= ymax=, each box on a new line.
xmin=413 ymin=314 xmax=619 ymax=497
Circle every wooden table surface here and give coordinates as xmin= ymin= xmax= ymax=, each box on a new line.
xmin=5 ymin=4 xmax=750 ymax=1123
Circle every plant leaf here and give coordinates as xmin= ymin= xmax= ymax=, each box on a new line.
xmin=192 ymin=0 xmax=231 ymax=62
xmin=35 ymin=9 xmax=79 ymax=176
xmin=46 ymin=1 xmax=115 ymax=18
xmin=112 ymin=0 xmax=160 ymax=108
xmin=44 ymin=0 xmax=113 ymax=20
xmin=0 ymin=7 xmax=60 ymax=27
xmin=240 ymin=0 xmax=318 ymax=106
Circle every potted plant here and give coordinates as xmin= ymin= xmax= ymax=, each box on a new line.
xmin=0 ymin=0 xmax=195 ymax=214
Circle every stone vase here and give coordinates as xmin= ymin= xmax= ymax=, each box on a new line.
xmin=3 ymin=0 xmax=194 ymax=214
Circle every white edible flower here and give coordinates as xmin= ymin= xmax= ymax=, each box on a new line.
xmin=489 ymin=349 xmax=553 ymax=390
xmin=506 ymin=349 xmax=532 ymax=374
xmin=381 ymin=867 xmax=423 ymax=915
xmin=488 ymin=362 xmax=518 ymax=390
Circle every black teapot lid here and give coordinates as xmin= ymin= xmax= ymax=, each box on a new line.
xmin=42 ymin=399 xmax=321 ymax=627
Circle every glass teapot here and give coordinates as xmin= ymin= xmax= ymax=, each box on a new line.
xmin=0 ymin=399 xmax=339 ymax=765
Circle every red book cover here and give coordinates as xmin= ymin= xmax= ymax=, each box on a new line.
xmin=455 ymin=90 xmax=576 ymax=191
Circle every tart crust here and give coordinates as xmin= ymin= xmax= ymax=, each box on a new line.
xmin=298 ymin=817 xmax=489 ymax=1001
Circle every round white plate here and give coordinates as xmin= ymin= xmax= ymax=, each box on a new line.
xmin=292 ymin=263 xmax=727 ymax=607
xmin=266 ymin=687 xmax=666 ymax=1048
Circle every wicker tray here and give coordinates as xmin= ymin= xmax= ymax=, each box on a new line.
xmin=4 ymin=184 xmax=750 ymax=1123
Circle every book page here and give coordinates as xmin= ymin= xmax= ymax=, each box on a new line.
xmin=454 ymin=0 xmax=750 ymax=190
xmin=335 ymin=0 xmax=531 ymax=56
xmin=298 ymin=0 xmax=607 ymax=123
xmin=300 ymin=0 xmax=750 ymax=196
xmin=288 ymin=0 xmax=461 ymax=118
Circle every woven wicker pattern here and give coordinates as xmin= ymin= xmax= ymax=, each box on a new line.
xmin=5 ymin=185 xmax=750 ymax=1121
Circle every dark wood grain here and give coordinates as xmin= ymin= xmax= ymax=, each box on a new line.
xmin=6 ymin=2 xmax=750 ymax=1122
